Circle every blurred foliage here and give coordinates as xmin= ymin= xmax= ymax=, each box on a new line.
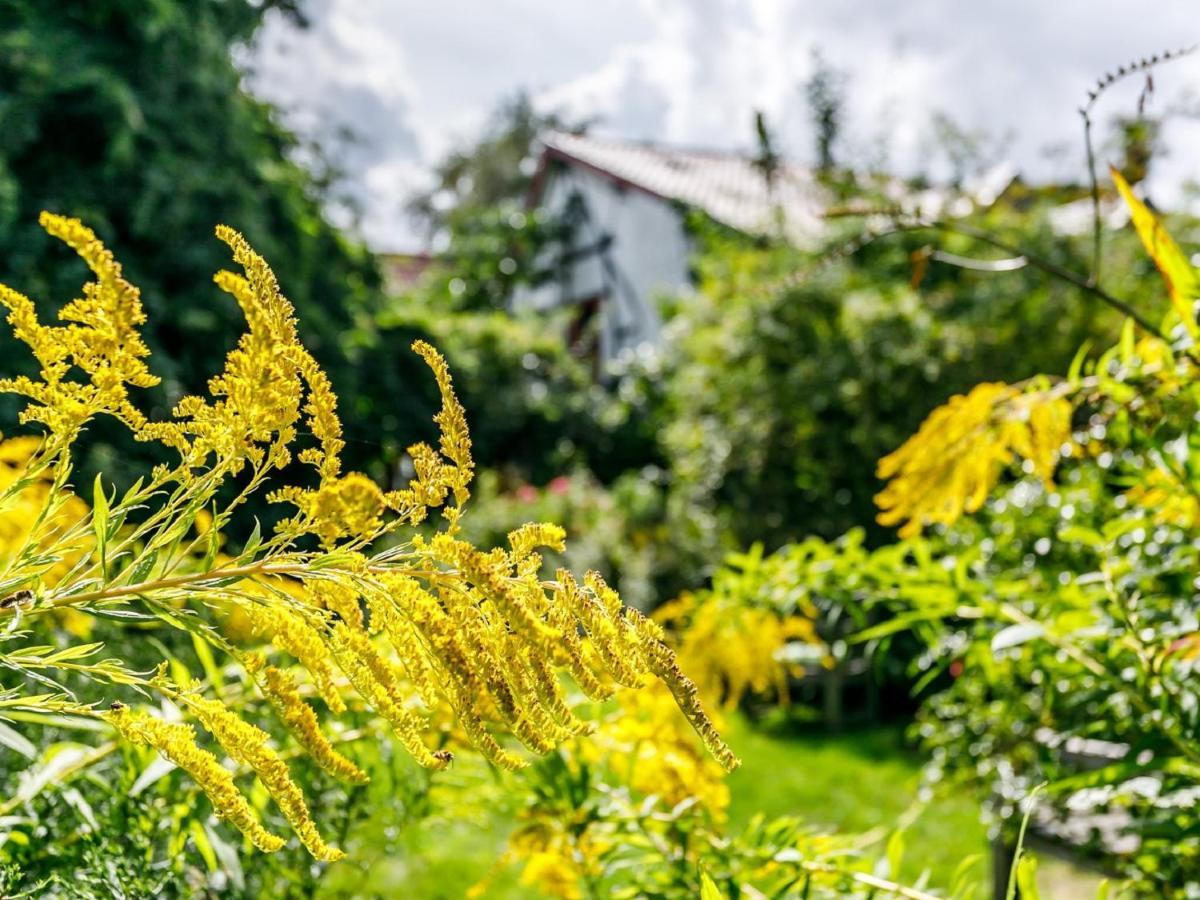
xmin=643 ymin=197 xmax=1164 ymax=593
xmin=377 ymin=297 xmax=661 ymax=489
xmin=660 ymin=177 xmax=1200 ymax=894
xmin=405 ymin=94 xmax=583 ymax=313
xmin=0 ymin=1 xmax=400 ymax=484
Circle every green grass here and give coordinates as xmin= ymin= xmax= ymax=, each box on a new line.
xmin=316 ymin=716 xmax=990 ymax=898
xmin=722 ymin=715 xmax=990 ymax=892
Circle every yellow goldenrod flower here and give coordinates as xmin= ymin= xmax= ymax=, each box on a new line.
xmin=519 ymin=850 xmax=583 ymax=900
xmin=327 ymin=620 xmax=450 ymax=771
xmin=655 ymin=592 xmax=817 ymax=709
xmin=2 ymin=214 xmax=738 ymax=869
xmin=256 ymin=663 xmax=368 ymax=784
xmin=875 ymin=381 xmax=1073 ymax=538
xmin=244 ymin=602 xmax=346 ymax=714
xmin=628 ymin=610 xmax=740 ymax=772
xmin=411 ymin=340 xmax=473 ymax=512
xmin=0 ymin=213 xmax=158 ymax=436
xmin=506 ymin=522 xmax=566 ymax=569
xmin=107 ymin=706 xmax=284 ymax=853
xmin=183 ymin=692 xmax=345 ymax=861
xmin=273 ymin=473 xmax=386 ymax=548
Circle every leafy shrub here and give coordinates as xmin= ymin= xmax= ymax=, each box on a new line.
xmin=668 ymin=168 xmax=1200 ymax=895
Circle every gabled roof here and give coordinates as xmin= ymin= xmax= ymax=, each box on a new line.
xmin=534 ymin=131 xmax=831 ymax=244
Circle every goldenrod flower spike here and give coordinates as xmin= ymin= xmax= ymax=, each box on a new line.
xmin=183 ymin=692 xmax=345 ymax=861
xmin=554 ymin=571 xmax=645 ymax=688
xmin=627 ymin=612 xmax=741 ymax=773
xmin=875 ymin=381 xmax=1073 ymax=537
xmin=328 ymin=621 xmax=450 ymax=771
xmin=507 ymin=523 xmax=566 ymax=567
xmin=0 ymin=213 xmax=159 ymax=436
xmin=411 ymin=340 xmax=474 ymax=511
xmin=256 ymin=663 xmax=368 ymax=784
xmin=245 ymin=603 xmax=346 ymax=714
xmin=362 ymin=592 xmax=436 ymax=701
xmin=107 ymin=706 xmax=285 ymax=853
xmin=4 ymin=215 xmax=742 ymax=863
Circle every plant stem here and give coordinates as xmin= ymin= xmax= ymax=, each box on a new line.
xmin=801 ymin=863 xmax=943 ymax=900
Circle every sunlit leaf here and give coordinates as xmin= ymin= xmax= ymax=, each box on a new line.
xmin=1111 ymin=165 xmax=1199 ymax=336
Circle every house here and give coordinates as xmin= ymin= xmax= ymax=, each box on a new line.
xmin=512 ymin=131 xmax=1006 ymax=369
xmin=511 ymin=131 xmax=832 ymax=368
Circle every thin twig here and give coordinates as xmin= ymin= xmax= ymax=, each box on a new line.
xmin=1077 ymin=46 xmax=1197 ymax=287
xmin=825 ymin=209 xmax=1169 ymax=340
xmin=801 ymin=862 xmax=943 ymax=900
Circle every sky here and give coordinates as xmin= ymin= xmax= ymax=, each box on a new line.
xmin=246 ymin=0 xmax=1200 ymax=251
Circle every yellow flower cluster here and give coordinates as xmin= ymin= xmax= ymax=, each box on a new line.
xmin=655 ymin=591 xmax=817 ymax=709
xmin=875 ymin=381 xmax=1073 ymax=537
xmin=589 ymin=681 xmax=731 ymax=816
xmin=0 ymin=213 xmax=158 ymax=437
xmin=107 ymin=705 xmax=284 ymax=853
xmin=137 ymin=227 xmax=333 ymax=476
xmin=0 ymin=213 xmax=735 ymax=862
xmin=0 ymin=436 xmax=91 ymax=583
xmin=245 ymin=654 xmax=367 ymax=784
xmin=179 ymin=686 xmax=345 ymax=861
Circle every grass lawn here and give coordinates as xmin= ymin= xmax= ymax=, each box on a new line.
xmin=316 ymin=715 xmax=991 ymax=898
xmin=722 ymin=715 xmax=990 ymax=892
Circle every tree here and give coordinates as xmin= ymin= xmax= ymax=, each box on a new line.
xmin=805 ymin=50 xmax=845 ymax=175
xmin=0 ymin=0 xmax=385 ymax=484
xmin=407 ymin=93 xmax=577 ymax=239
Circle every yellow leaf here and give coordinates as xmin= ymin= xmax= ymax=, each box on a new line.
xmin=1111 ymin=165 xmax=1199 ymax=336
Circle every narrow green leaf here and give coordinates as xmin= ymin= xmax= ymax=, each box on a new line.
xmin=92 ymin=474 xmax=109 ymax=578
xmin=885 ymin=829 xmax=905 ymax=879
xmin=1016 ymin=855 xmax=1040 ymax=900
xmin=191 ymin=633 xmax=223 ymax=693
xmin=0 ymin=721 xmax=37 ymax=759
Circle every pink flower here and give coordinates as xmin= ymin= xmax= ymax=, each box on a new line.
xmin=547 ymin=476 xmax=571 ymax=496
xmin=515 ymin=484 xmax=538 ymax=503
xmin=949 ymin=659 xmax=964 ymax=678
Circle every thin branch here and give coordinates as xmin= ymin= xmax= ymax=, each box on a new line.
xmin=801 ymin=863 xmax=944 ymax=900
xmin=930 ymin=249 xmax=1027 ymax=272
xmin=1077 ymin=46 xmax=1197 ymax=287
xmin=825 ymin=209 xmax=1169 ymax=341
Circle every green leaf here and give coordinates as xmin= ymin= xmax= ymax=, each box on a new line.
xmin=1016 ymin=855 xmax=1040 ymax=900
xmin=120 ymin=476 xmax=145 ymax=507
xmin=991 ymin=622 xmax=1044 ymax=652
xmin=1067 ymin=340 xmax=1091 ymax=384
xmin=885 ymin=828 xmax=905 ymax=879
xmin=201 ymin=503 xmax=221 ymax=569
xmin=190 ymin=819 xmax=218 ymax=871
xmin=205 ymin=820 xmax=245 ymax=891
xmin=191 ymin=633 xmax=223 ymax=693
xmin=12 ymin=743 xmax=96 ymax=809
xmin=0 ymin=721 xmax=36 ymax=759
xmin=241 ymin=519 xmax=263 ymax=563
xmin=699 ymin=868 xmax=723 ymax=900
xmin=130 ymin=754 xmax=177 ymax=796
xmin=127 ymin=551 xmax=161 ymax=586
xmin=1007 ymin=783 xmax=1046 ymax=900
xmin=92 ymin=473 xmax=109 ymax=578
xmin=1118 ymin=317 xmax=1135 ymax=363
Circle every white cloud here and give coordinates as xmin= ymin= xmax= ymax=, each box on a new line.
xmin=247 ymin=0 xmax=1200 ymax=249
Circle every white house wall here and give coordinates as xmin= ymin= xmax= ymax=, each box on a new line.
xmin=512 ymin=163 xmax=695 ymax=366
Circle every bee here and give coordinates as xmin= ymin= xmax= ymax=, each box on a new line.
xmin=0 ymin=589 xmax=34 ymax=609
